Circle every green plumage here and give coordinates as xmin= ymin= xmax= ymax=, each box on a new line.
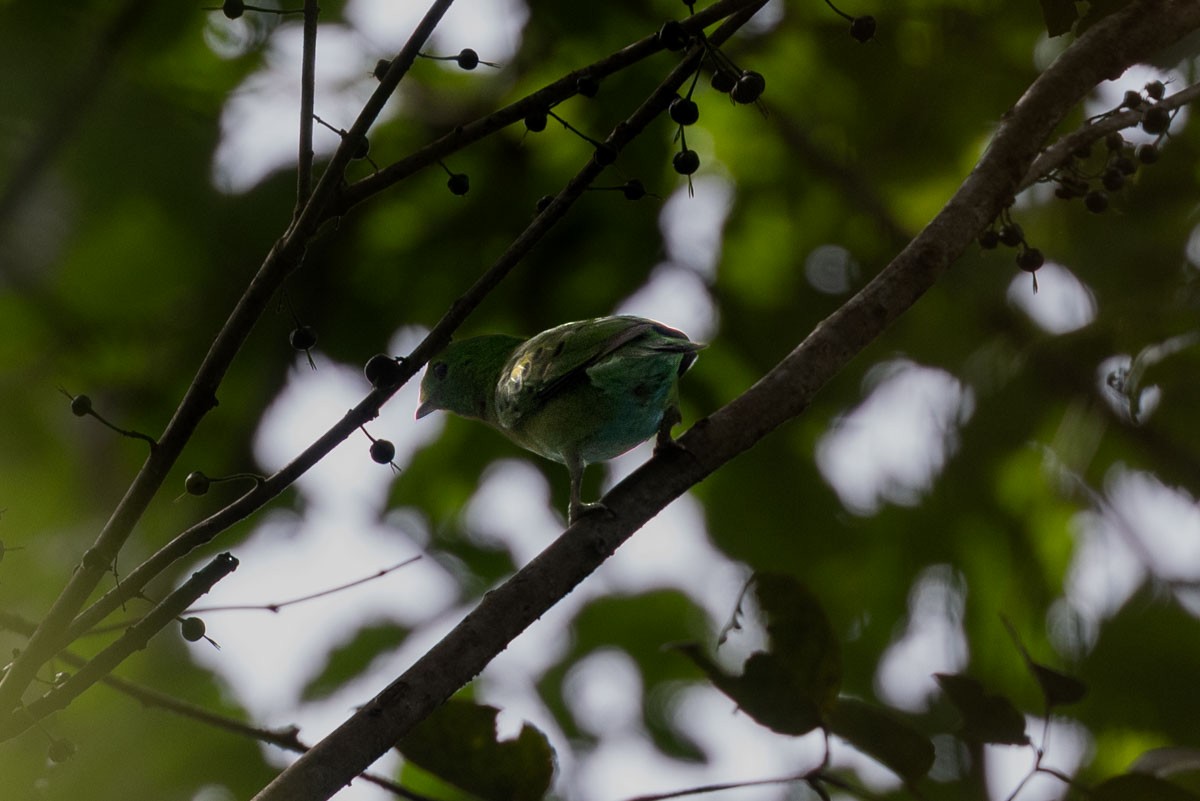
xmin=417 ymin=315 xmax=703 ymax=522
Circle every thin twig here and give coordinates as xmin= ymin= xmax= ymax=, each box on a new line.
xmin=294 ymin=0 xmax=320 ymax=215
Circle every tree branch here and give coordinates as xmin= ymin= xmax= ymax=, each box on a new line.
xmin=294 ymin=0 xmax=320 ymax=215
xmin=250 ymin=2 xmax=1200 ymax=798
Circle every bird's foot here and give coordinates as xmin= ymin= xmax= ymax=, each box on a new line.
xmin=568 ymin=500 xmax=615 ymax=526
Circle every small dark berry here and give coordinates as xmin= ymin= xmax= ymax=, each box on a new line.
xmin=70 ymin=394 xmax=92 ymax=417
xmin=1054 ymin=186 xmax=1074 ymax=200
xmin=1141 ymin=105 xmax=1171 ymax=135
xmin=1146 ymin=80 xmax=1166 ymax=101
xmin=370 ymin=439 xmax=396 ymax=464
xmin=850 ymin=16 xmax=876 ymax=42
xmin=47 ymin=738 xmax=76 ymax=763
xmin=1017 ymin=247 xmax=1044 ymax=272
xmin=1121 ymin=90 xmax=1143 ymax=109
xmin=593 ymin=144 xmax=617 ymax=166
xmin=222 ymin=0 xmax=245 ymax=20
xmin=1136 ymin=143 xmax=1160 ymax=164
xmin=289 ymin=326 xmax=317 ymax=351
xmin=978 ymin=230 xmax=1000 ymax=249
xmin=535 ymin=195 xmax=554 ymax=213
xmin=1105 ymin=132 xmax=1125 ymax=151
xmin=364 ymin=354 xmax=403 ymax=390
xmin=1112 ymin=155 xmax=1137 ymax=176
xmin=185 ymin=471 xmax=211 ymax=496
xmin=622 ymin=179 xmax=647 ymax=200
xmin=730 ymin=70 xmax=766 ymax=104
xmin=455 ymin=48 xmax=480 ymax=70
xmin=656 ymin=20 xmax=688 ymax=51
xmin=350 ymin=135 xmax=370 ymax=160
xmin=998 ymin=223 xmax=1024 ymax=247
xmin=1102 ymin=168 xmax=1124 ymax=191
xmin=1084 ymin=190 xmax=1109 ymax=213
xmin=524 ymin=110 xmax=547 ymax=132
xmin=447 ymin=173 xmax=470 ymax=195
xmin=373 ymin=58 xmax=391 ymax=81
xmin=673 ymin=149 xmax=700 ymax=175
xmin=181 ymin=617 xmax=207 ymax=642
xmin=576 ymin=75 xmax=600 ymax=98
xmin=669 ymin=96 xmax=700 ymax=126
xmin=1071 ymin=142 xmax=1093 ymax=160
xmin=710 ymin=70 xmax=736 ymax=93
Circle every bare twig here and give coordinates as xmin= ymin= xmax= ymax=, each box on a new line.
xmin=294 ymin=0 xmax=320 ymax=214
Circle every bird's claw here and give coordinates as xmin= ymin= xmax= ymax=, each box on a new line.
xmin=568 ymin=500 xmax=615 ymax=526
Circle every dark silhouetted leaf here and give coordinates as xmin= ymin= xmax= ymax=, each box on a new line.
xmin=1030 ymin=661 xmax=1087 ymax=708
xmin=300 ymin=622 xmax=409 ymax=701
xmin=397 ymin=700 xmax=554 ymax=801
xmin=1039 ymin=0 xmax=1077 ymax=36
xmin=934 ymin=673 xmax=1028 ymax=745
xmin=675 ymin=574 xmax=840 ymax=735
xmin=826 ymin=697 xmax=935 ymax=782
xmin=1092 ymin=773 xmax=1200 ymax=801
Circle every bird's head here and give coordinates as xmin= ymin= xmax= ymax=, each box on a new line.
xmin=416 ymin=334 xmax=524 ymax=422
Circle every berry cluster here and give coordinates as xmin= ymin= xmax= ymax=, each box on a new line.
xmin=1048 ymin=81 xmax=1173 ymax=214
xmin=978 ymin=210 xmax=1045 ymax=290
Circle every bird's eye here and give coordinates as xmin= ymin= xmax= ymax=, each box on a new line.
xmin=432 ymin=361 xmax=448 ymax=380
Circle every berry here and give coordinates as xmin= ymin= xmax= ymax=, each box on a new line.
xmin=1101 ymin=168 xmax=1125 ymax=191
xmin=998 ymin=223 xmax=1024 ymax=247
xmin=350 ymin=135 xmax=370 ymax=160
xmin=1105 ymin=132 xmax=1125 ymax=151
xmin=535 ymin=195 xmax=554 ymax=213
xmin=1017 ymin=247 xmax=1044 ymax=272
xmin=657 ymin=20 xmax=688 ymax=51
xmin=447 ymin=173 xmax=470 ymax=195
xmin=1146 ymin=80 xmax=1166 ymax=101
xmin=1071 ymin=142 xmax=1093 ymax=160
xmin=47 ymin=738 xmax=76 ymax=763
xmin=364 ymin=354 xmax=403 ymax=390
xmin=622 ymin=179 xmax=647 ymax=200
xmin=730 ymin=71 xmax=766 ymax=104
xmin=1141 ymin=105 xmax=1171 ymax=135
xmin=673 ymin=149 xmax=700 ymax=175
xmin=1112 ymin=155 xmax=1137 ymax=175
xmin=576 ymin=75 xmax=600 ymax=98
xmin=455 ymin=48 xmax=480 ymax=70
xmin=850 ymin=16 xmax=876 ymax=42
xmin=185 ymin=471 xmax=211 ymax=496
xmin=222 ymin=0 xmax=245 ymax=19
xmin=1121 ymin=90 xmax=1143 ymax=109
xmin=1136 ymin=143 xmax=1160 ymax=164
xmin=593 ymin=144 xmax=617 ymax=166
xmin=1084 ymin=190 xmax=1109 ymax=213
xmin=370 ymin=439 xmax=396 ymax=464
xmin=70 ymin=394 xmax=92 ymax=417
xmin=710 ymin=70 xmax=736 ymax=93
xmin=669 ymin=96 xmax=700 ymax=126
xmin=978 ymin=230 xmax=1000 ymax=249
xmin=289 ymin=326 xmax=317 ymax=351
xmin=373 ymin=59 xmax=391 ymax=81
xmin=180 ymin=617 xmax=207 ymax=642
xmin=524 ymin=110 xmax=547 ymax=132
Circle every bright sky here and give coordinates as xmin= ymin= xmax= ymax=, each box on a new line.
xmin=190 ymin=5 xmax=1200 ymax=800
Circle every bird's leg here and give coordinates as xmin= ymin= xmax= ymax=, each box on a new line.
xmin=566 ymin=453 xmax=610 ymax=525
xmin=654 ymin=403 xmax=684 ymax=453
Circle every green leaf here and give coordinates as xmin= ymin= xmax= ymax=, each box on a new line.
xmin=1092 ymin=773 xmax=1200 ymax=801
xmin=1029 ymin=661 xmax=1087 ymax=708
xmin=300 ymin=622 xmax=409 ymax=701
xmin=934 ymin=673 xmax=1029 ymax=745
xmin=397 ymin=700 xmax=555 ymax=801
xmin=675 ymin=574 xmax=841 ymax=735
xmin=1039 ymin=0 xmax=1078 ymax=37
xmin=825 ymin=697 xmax=935 ymax=782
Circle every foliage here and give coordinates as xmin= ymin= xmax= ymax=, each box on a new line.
xmin=3 ymin=0 xmax=1200 ymax=800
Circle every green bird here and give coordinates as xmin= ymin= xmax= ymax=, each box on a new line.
xmin=416 ymin=315 xmax=704 ymax=523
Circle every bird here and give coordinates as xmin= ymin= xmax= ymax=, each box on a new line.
xmin=416 ymin=315 xmax=704 ymax=523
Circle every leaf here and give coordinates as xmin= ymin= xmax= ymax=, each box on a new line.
xmin=1029 ymin=662 xmax=1087 ymax=708
xmin=300 ymin=622 xmax=409 ymax=701
xmin=934 ymin=673 xmax=1029 ymax=745
xmin=1038 ymin=0 xmax=1078 ymax=37
xmin=1076 ymin=0 xmax=1135 ymax=33
xmin=397 ymin=700 xmax=555 ymax=801
xmin=1092 ymin=773 xmax=1200 ymax=801
xmin=825 ymin=697 xmax=935 ymax=782
xmin=675 ymin=574 xmax=841 ymax=735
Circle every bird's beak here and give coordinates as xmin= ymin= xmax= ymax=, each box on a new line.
xmin=415 ymin=399 xmax=439 ymax=419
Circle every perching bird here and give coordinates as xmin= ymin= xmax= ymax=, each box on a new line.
xmin=416 ymin=315 xmax=704 ymax=523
